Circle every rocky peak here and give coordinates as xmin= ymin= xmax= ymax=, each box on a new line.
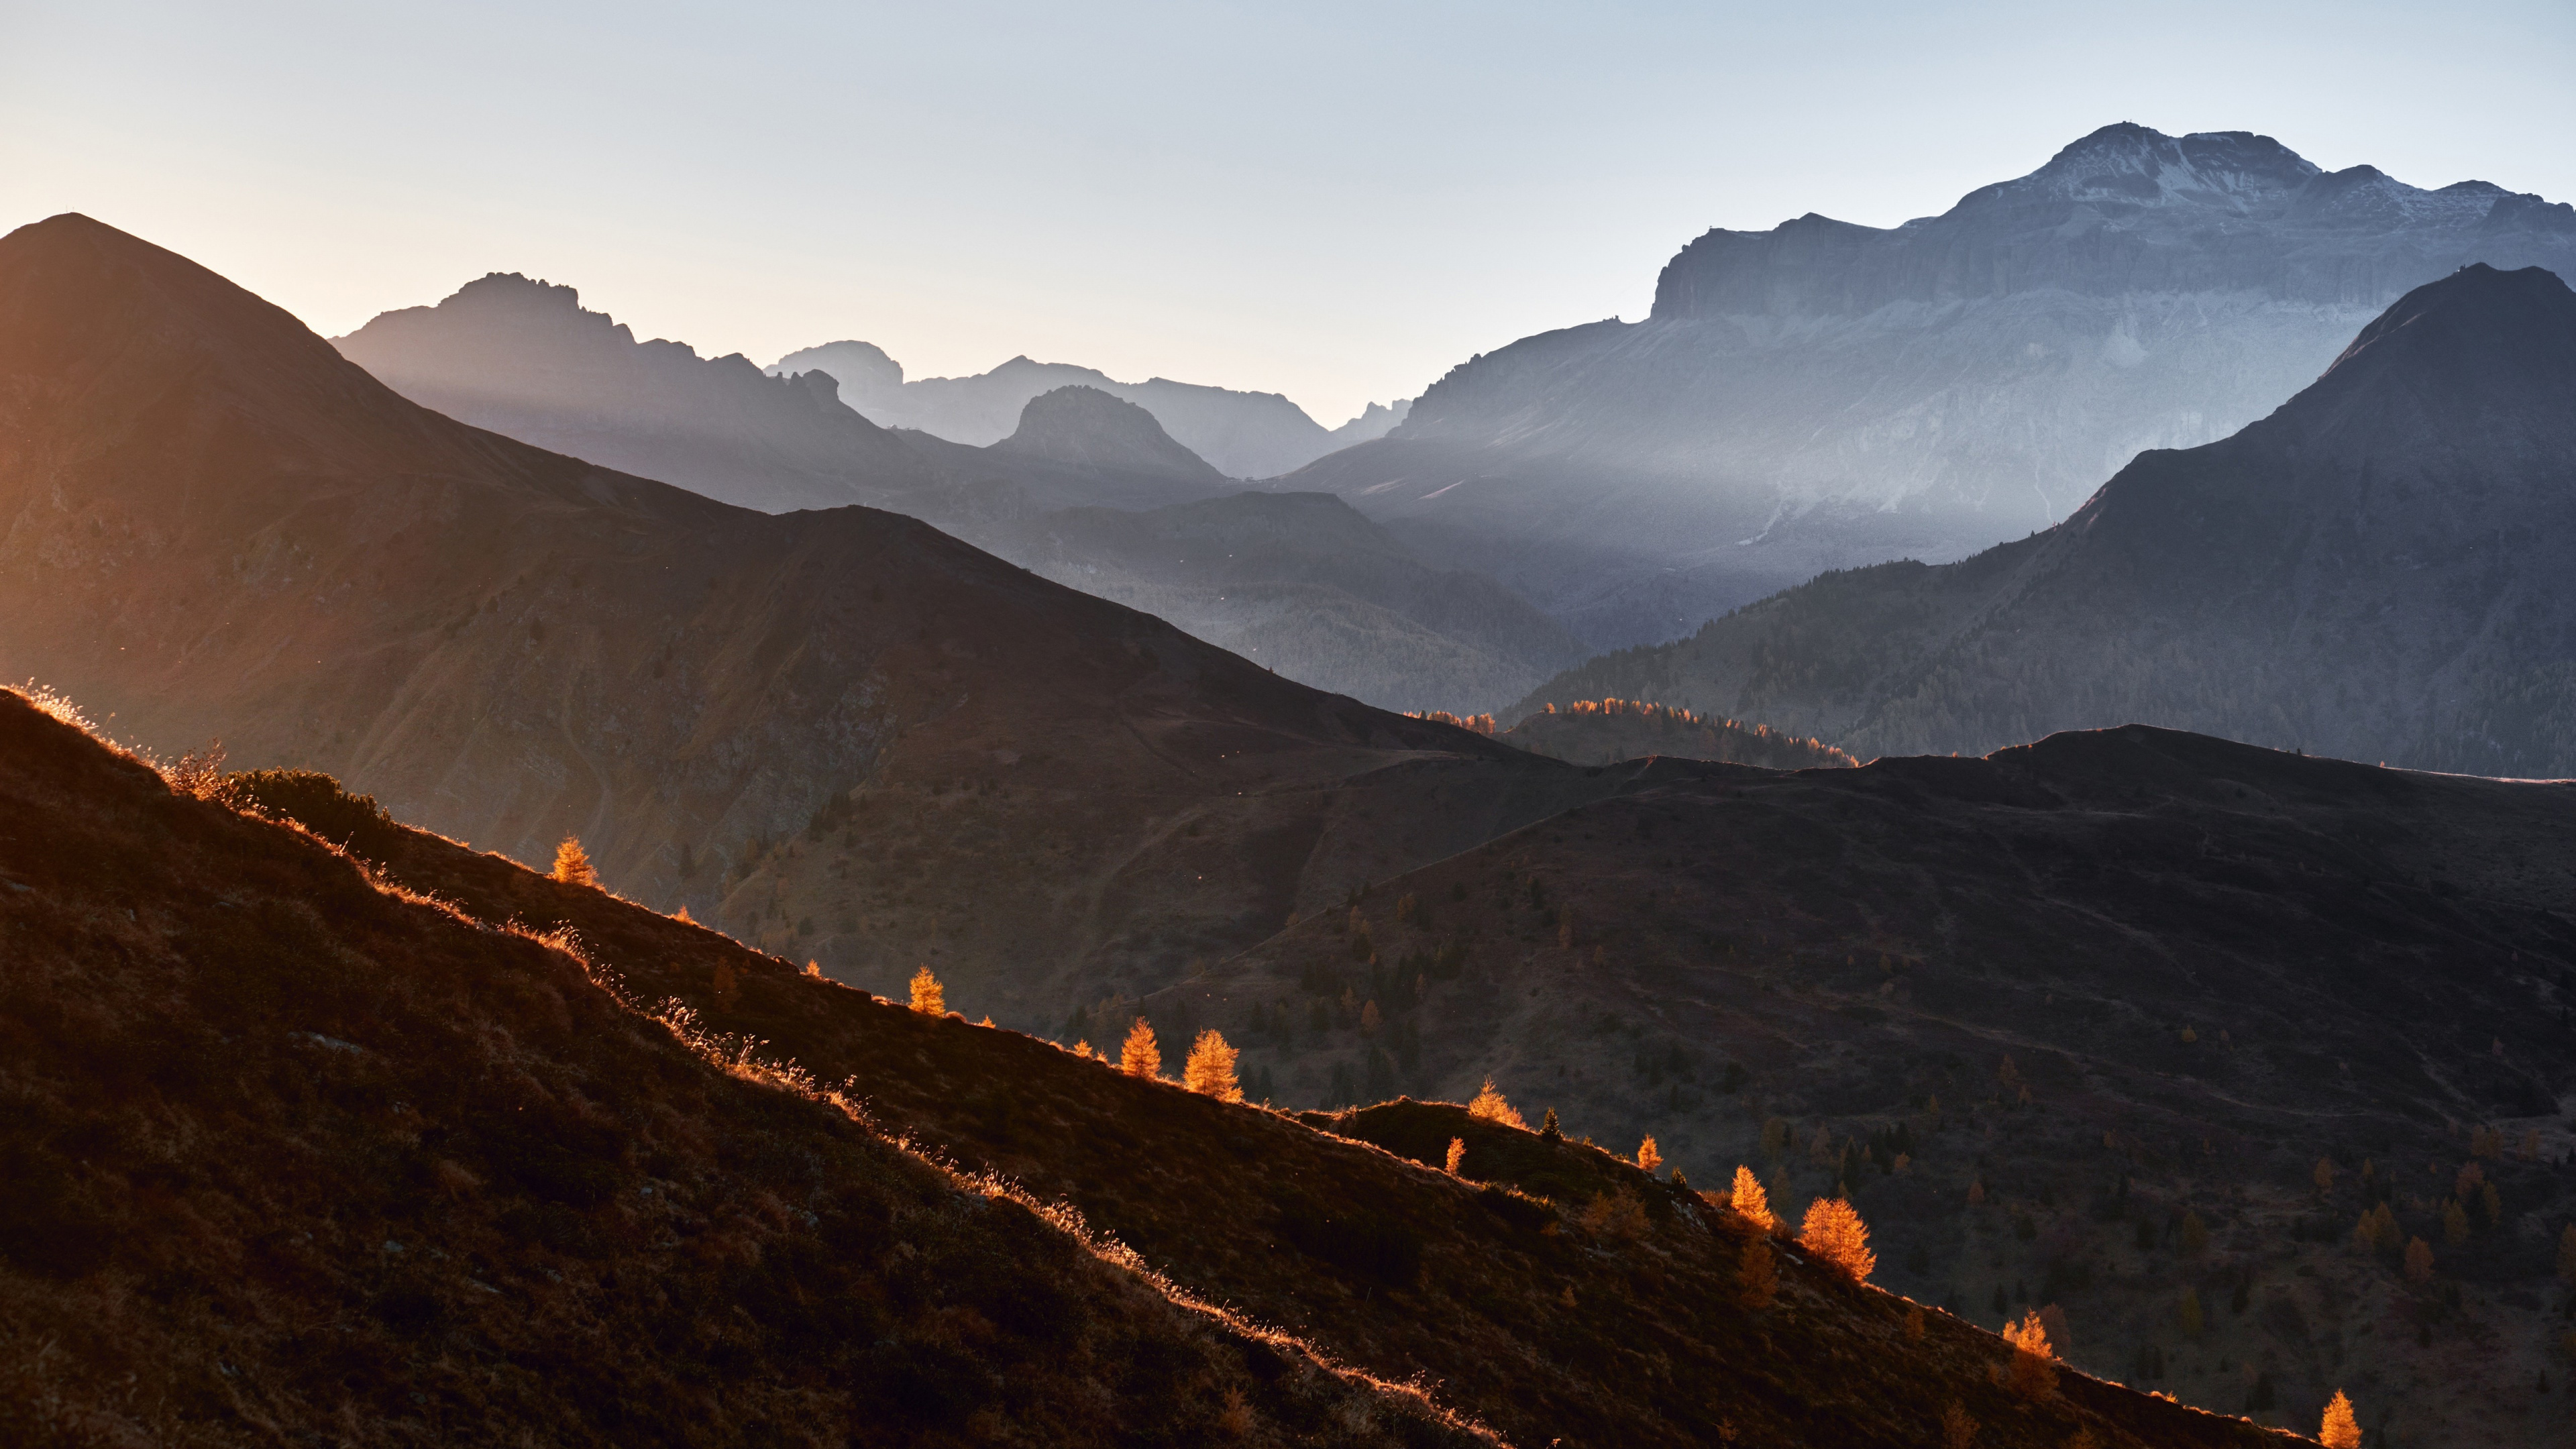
xmin=991 ymin=385 xmax=1226 ymax=483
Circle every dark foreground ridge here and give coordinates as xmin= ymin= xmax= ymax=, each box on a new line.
xmin=0 ymin=687 xmax=2301 ymax=1447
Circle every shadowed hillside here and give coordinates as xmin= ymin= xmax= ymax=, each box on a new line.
xmin=11 ymin=686 xmax=2314 ymax=1449
xmin=1499 ymin=698 xmax=1854 ymax=770
xmin=1148 ymin=726 xmax=2576 ymax=1446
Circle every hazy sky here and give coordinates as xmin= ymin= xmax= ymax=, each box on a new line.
xmin=5 ymin=1 xmax=2570 ymax=425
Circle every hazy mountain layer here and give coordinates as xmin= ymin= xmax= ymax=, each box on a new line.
xmin=1295 ymin=123 xmax=2576 ymax=648
xmin=1150 ymin=725 xmax=2576 ymax=1446
xmin=333 ymin=272 xmax=943 ymax=513
xmin=333 ymin=278 xmax=1530 ymax=713
xmin=773 ymin=341 xmax=1409 ymax=479
xmin=1519 ymin=264 xmax=2576 ymax=776
xmin=991 ymin=490 xmax=1587 ymax=714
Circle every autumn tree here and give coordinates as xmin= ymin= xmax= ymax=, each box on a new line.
xmin=908 ymin=965 xmax=944 ymax=1015
xmin=550 ymin=837 xmax=598 ymax=888
xmin=2177 ymin=1287 xmax=2204 ymax=1339
xmin=2178 ymin=1210 xmax=2209 ymax=1256
xmin=2443 ymin=1199 xmax=2469 ymax=1246
xmin=1539 ymin=1108 xmax=1562 ymax=1142
xmin=1120 ymin=1018 xmax=1162 ymax=1079
xmin=1468 ymin=1077 xmax=1526 ymax=1130
xmin=1801 ymin=1197 xmax=1875 ymax=1281
xmin=2000 ymin=1309 xmax=2057 ymax=1399
xmin=2318 ymin=1389 xmax=2362 ymax=1449
xmin=1737 ymin=1236 xmax=1778 ymax=1309
xmin=1729 ymin=1165 xmax=1778 ymax=1232
xmin=1638 ymin=1136 xmax=1663 ymax=1174
xmin=2403 ymin=1235 xmax=2434 ymax=1285
xmin=1444 ymin=1137 xmax=1466 ymax=1175
xmin=1182 ymin=1029 xmax=1242 ymax=1101
xmin=2314 ymin=1157 xmax=2337 ymax=1194
xmin=1940 ymin=1399 xmax=1978 ymax=1449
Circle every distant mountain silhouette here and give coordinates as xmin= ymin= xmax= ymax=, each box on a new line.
xmin=770 ymin=342 xmax=1403 ymax=479
xmin=1293 ymin=123 xmax=2576 ymax=647
xmin=335 ymin=275 xmax=1554 ymax=712
xmin=1521 ymin=263 xmax=2576 ymax=775
xmin=333 ymin=272 xmax=941 ymax=513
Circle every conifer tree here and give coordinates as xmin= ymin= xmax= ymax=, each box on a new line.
xmin=2177 ymin=1287 xmax=2203 ymax=1338
xmin=1737 ymin=1236 xmax=1778 ymax=1309
xmin=550 ymin=837 xmax=598 ymax=888
xmin=1444 ymin=1137 xmax=1466 ymax=1175
xmin=908 ymin=965 xmax=943 ymax=1015
xmin=1638 ymin=1136 xmax=1663 ymax=1175
xmin=2443 ymin=1198 xmax=2469 ymax=1246
xmin=2000 ymin=1309 xmax=2056 ymax=1398
xmin=2178 ymin=1210 xmax=2209 ymax=1255
xmin=2314 ymin=1157 xmax=2337 ymax=1193
xmin=1182 ymin=1028 xmax=1242 ymax=1101
xmin=1467 ymin=1077 xmax=1526 ymax=1129
xmin=2404 ymin=1235 xmax=2434 ymax=1284
xmin=1725 ymin=1165 xmax=1776 ymax=1232
xmin=1539 ymin=1108 xmax=1562 ymax=1142
xmin=1120 ymin=1018 xmax=1161 ymax=1079
xmin=2318 ymin=1389 xmax=2362 ymax=1448
xmin=1800 ymin=1197 xmax=1874 ymax=1281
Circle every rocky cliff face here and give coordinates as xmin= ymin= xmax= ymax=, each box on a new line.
xmin=1518 ymin=263 xmax=2576 ymax=776
xmin=1297 ymin=124 xmax=2576 ymax=649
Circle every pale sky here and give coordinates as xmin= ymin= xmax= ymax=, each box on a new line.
xmin=5 ymin=1 xmax=2570 ymax=425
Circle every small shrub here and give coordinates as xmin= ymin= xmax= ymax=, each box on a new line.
xmin=1580 ymin=1189 xmax=1648 ymax=1240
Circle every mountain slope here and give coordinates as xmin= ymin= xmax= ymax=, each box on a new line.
xmin=1519 ymin=264 xmax=2576 ymax=775
xmin=1149 ymin=724 xmax=2576 ymax=1446
xmin=0 ymin=686 xmax=1503 ymax=1448
xmin=333 ymin=272 xmax=943 ymax=514
xmin=1293 ymin=124 xmax=2576 ymax=647
xmin=93 ymin=690 xmax=2307 ymax=1449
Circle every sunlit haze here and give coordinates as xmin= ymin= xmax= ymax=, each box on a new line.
xmin=5 ymin=0 xmax=2570 ymax=424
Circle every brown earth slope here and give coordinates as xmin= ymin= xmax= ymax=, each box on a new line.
xmin=0 ymin=689 xmax=1493 ymax=1448
xmin=0 ymin=213 xmax=1650 ymax=1022
xmin=54 ymin=689 xmax=2312 ymax=1449
xmin=1149 ymin=727 xmax=2576 ymax=1446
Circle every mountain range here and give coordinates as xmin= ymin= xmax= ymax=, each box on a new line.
xmin=334 ymin=272 xmax=1553 ymax=712
xmin=771 ymin=339 xmax=1409 ymax=480
xmin=1517 ymin=262 xmax=2576 ymax=777
xmin=1292 ymin=123 xmax=2576 ymax=647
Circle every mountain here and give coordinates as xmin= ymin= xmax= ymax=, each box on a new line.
xmin=1146 ymin=723 xmax=2576 ymax=1446
xmin=771 ymin=343 xmax=1397 ymax=480
xmin=1326 ymin=398 xmax=1411 ymax=446
xmin=989 ymin=490 xmax=1587 ymax=715
xmin=333 ymin=272 xmax=942 ymax=514
xmin=0 ymin=213 xmax=1662 ymax=1028
xmin=1291 ymin=123 xmax=2576 ymax=648
xmin=8 ymin=685 xmax=2301 ymax=1448
xmin=1517 ymin=263 xmax=2576 ymax=775
xmin=332 ymin=278 xmax=1536 ymax=712
xmin=0 ymin=686 xmax=1488 ymax=1447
